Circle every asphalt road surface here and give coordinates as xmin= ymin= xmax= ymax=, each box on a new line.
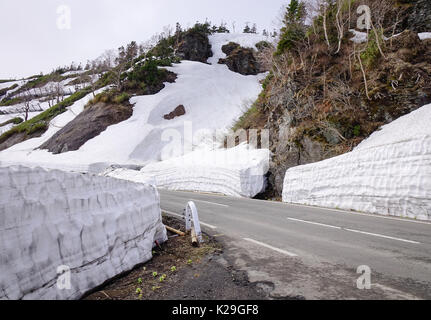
xmin=159 ymin=189 xmax=431 ymax=300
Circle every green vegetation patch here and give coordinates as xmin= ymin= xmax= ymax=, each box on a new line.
xmin=0 ymin=83 xmax=19 ymax=97
xmin=360 ymin=30 xmax=384 ymax=69
xmin=0 ymin=88 xmax=91 ymax=144
xmin=0 ymin=97 xmax=22 ymax=107
xmin=0 ymin=117 xmax=23 ymax=127
xmin=87 ymin=91 xmax=130 ymax=106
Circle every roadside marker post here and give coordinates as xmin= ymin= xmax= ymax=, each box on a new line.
xmin=184 ymin=201 xmax=203 ymax=244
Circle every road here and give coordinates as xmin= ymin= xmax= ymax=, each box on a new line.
xmin=159 ymin=189 xmax=431 ymax=300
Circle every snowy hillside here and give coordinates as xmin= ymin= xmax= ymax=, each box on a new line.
xmin=0 ymin=166 xmax=166 ymax=300
xmin=0 ymin=33 xmax=271 ymax=197
xmin=0 ymin=72 xmax=96 ymax=135
xmin=0 ymin=34 xmax=268 ymax=169
xmin=282 ymin=103 xmax=431 ymax=220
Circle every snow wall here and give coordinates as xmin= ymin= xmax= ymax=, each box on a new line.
xmin=282 ymin=104 xmax=431 ymax=221
xmin=105 ymin=145 xmax=270 ymax=198
xmin=0 ymin=166 xmax=167 ymax=300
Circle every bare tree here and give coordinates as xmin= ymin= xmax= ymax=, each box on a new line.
xmin=21 ymin=89 xmax=32 ymax=121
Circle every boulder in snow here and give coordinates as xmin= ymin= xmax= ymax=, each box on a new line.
xmin=163 ymin=105 xmax=186 ymax=120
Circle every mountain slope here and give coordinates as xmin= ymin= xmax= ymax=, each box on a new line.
xmin=0 ymin=33 xmax=269 ymax=174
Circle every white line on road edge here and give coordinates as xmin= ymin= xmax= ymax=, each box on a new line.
xmin=284 ymin=202 xmax=431 ymax=225
xmin=287 ymin=217 xmax=342 ymax=229
xmin=243 ymin=238 xmax=298 ymax=257
xmin=287 ymin=217 xmax=421 ymax=244
xmin=162 ymin=210 xmax=218 ymax=230
xmin=345 ymin=228 xmax=421 ymax=244
xmin=191 ymin=199 xmax=229 ymax=208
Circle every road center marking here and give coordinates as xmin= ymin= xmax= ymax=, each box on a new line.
xmin=287 ymin=218 xmax=421 ymax=244
xmin=284 ymin=202 xmax=431 ymax=225
xmin=243 ymin=238 xmax=298 ymax=257
xmin=287 ymin=217 xmax=342 ymax=229
xmin=344 ymin=228 xmax=420 ymax=244
xmin=162 ymin=210 xmax=217 ymax=230
xmin=191 ymin=199 xmax=229 ymax=208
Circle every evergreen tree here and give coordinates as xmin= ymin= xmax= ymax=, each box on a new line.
xmin=243 ymin=23 xmax=251 ymax=33
xmin=175 ymin=22 xmax=182 ymax=35
xmin=251 ymin=23 xmax=257 ymax=34
xmin=217 ymin=22 xmax=230 ymax=33
xmin=275 ymin=0 xmax=306 ymax=55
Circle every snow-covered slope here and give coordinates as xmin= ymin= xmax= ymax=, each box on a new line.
xmin=104 ymin=144 xmax=270 ymax=198
xmin=0 ymin=73 xmax=96 ymax=135
xmin=282 ymin=103 xmax=431 ymax=220
xmin=0 ymin=88 xmax=108 ymax=172
xmin=0 ymin=80 xmax=26 ymax=95
xmin=0 ymin=33 xmax=268 ymax=174
xmin=0 ymin=165 xmax=167 ymax=300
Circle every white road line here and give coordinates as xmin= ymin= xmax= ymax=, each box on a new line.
xmin=161 ymin=190 xmax=431 ymax=225
xmin=191 ymin=199 xmax=229 ymax=208
xmin=162 ymin=210 xmax=218 ymax=230
xmin=284 ymin=202 xmax=431 ymax=225
xmin=287 ymin=217 xmax=421 ymax=244
xmin=345 ymin=228 xmax=421 ymax=244
xmin=287 ymin=217 xmax=342 ymax=229
xmin=243 ymin=238 xmax=298 ymax=257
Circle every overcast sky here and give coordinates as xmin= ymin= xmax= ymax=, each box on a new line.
xmin=0 ymin=0 xmax=288 ymax=79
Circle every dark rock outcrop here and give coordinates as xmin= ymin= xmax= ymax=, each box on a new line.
xmin=398 ymin=0 xmax=431 ymax=33
xmin=143 ymin=71 xmax=177 ymax=95
xmin=176 ymin=31 xmax=212 ymax=63
xmin=39 ymin=102 xmax=133 ymax=154
xmin=218 ymin=42 xmax=262 ymax=75
xmin=163 ymin=105 xmax=186 ymax=120
xmin=221 ymin=42 xmax=240 ymax=56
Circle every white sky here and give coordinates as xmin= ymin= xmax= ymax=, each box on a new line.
xmin=0 ymin=0 xmax=288 ymax=79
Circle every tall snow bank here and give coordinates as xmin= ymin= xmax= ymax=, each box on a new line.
xmin=282 ymin=104 xmax=431 ymax=220
xmin=105 ymin=144 xmax=270 ymax=198
xmin=0 ymin=166 xmax=167 ymax=300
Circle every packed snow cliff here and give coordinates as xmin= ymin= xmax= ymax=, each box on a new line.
xmin=282 ymin=103 xmax=431 ymax=221
xmin=104 ymin=144 xmax=270 ymax=198
xmin=0 ymin=166 xmax=167 ymax=300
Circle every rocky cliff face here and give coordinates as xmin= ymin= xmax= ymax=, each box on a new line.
xmin=399 ymin=0 xmax=431 ymax=33
xmin=217 ymin=42 xmax=269 ymax=75
xmin=270 ymin=31 xmax=431 ymax=196
xmin=39 ymin=102 xmax=133 ymax=154
xmin=176 ymin=30 xmax=213 ymax=63
xmin=218 ymin=42 xmax=261 ymax=75
xmin=237 ymin=26 xmax=431 ymax=198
